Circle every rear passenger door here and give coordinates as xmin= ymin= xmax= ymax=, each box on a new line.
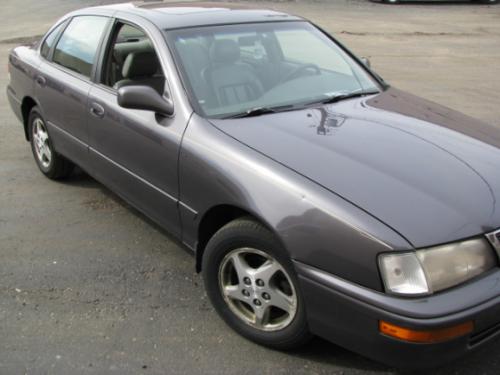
xmin=87 ymin=19 xmax=186 ymax=237
xmin=35 ymin=16 xmax=110 ymax=170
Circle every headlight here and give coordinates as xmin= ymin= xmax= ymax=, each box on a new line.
xmin=379 ymin=238 xmax=497 ymax=296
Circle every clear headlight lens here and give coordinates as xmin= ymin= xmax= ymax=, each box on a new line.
xmin=379 ymin=238 xmax=497 ymax=296
xmin=379 ymin=252 xmax=429 ymax=295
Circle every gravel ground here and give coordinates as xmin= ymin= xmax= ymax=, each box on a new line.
xmin=0 ymin=1 xmax=499 ymax=374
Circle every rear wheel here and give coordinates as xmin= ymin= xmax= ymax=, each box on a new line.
xmin=29 ymin=107 xmax=73 ymax=179
xmin=202 ymin=217 xmax=311 ymax=349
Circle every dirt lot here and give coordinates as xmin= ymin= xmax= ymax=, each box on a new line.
xmin=0 ymin=0 xmax=499 ymax=374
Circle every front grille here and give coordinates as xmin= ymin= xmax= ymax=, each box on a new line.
xmin=469 ymin=321 xmax=500 ymax=347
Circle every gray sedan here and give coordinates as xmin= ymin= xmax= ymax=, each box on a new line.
xmin=6 ymin=1 xmax=500 ymax=369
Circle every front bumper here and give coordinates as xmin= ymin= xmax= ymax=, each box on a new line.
xmin=295 ymin=261 xmax=500 ymax=369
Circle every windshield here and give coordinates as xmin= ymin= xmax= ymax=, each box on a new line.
xmin=166 ymin=21 xmax=380 ymax=118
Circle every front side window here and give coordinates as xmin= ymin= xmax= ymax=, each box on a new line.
xmin=53 ymin=16 xmax=108 ymax=78
xmin=167 ymin=22 xmax=379 ymax=118
xmin=40 ymin=21 xmax=66 ymax=59
xmin=100 ymin=22 xmax=164 ymax=94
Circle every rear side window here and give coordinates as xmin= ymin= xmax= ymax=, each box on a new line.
xmin=40 ymin=22 xmax=66 ymax=59
xmin=53 ymin=16 xmax=108 ymax=78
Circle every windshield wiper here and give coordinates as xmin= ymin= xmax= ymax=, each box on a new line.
xmin=304 ymin=90 xmax=380 ymax=108
xmin=222 ymin=104 xmax=295 ymax=119
xmin=221 ymin=90 xmax=379 ymax=119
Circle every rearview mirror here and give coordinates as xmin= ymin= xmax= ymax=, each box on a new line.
xmin=117 ymin=85 xmax=174 ymax=116
xmin=360 ymin=57 xmax=371 ymax=69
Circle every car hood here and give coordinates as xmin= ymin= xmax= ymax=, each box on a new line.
xmin=209 ymin=88 xmax=500 ymax=248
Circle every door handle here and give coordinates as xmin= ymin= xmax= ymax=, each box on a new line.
xmin=35 ymin=75 xmax=46 ymax=87
xmin=89 ymin=103 xmax=105 ymax=118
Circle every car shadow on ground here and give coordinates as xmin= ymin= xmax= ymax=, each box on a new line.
xmin=58 ymin=166 xmax=101 ymax=188
xmin=59 ymin=167 xmax=192 ymax=253
xmin=289 ymin=336 xmax=397 ymax=373
xmin=290 ymin=334 xmax=500 ymax=374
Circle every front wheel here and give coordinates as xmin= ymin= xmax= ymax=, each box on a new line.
xmin=202 ymin=217 xmax=311 ymax=349
xmin=29 ymin=107 xmax=73 ymax=179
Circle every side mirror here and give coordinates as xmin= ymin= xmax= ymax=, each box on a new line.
xmin=360 ymin=57 xmax=371 ymax=69
xmin=117 ymin=85 xmax=174 ymax=116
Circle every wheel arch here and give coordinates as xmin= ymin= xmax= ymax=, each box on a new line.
xmin=21 ymin=96 xmax=39 ymax=141
xmin=195 ymin=203 xmax=281 ymax=273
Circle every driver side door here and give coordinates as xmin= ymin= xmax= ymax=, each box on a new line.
xmin=87 ymin=19 xmax=187 ymax=236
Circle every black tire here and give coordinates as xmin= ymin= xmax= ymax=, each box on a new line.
xmin=29 ymin=107 xmax=74 ymax=179
xmin=202 ymin=217 xmax=312 ymax=350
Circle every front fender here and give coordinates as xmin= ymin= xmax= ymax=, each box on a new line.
xmin=179 ymin=114 xmax=412 ymax=291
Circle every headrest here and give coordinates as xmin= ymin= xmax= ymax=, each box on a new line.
xmin=210 ymin=39 xmax=240 ymax=64
xmin=113 ymin=39 xmax=153 ymax=64
xmin=122 ymin=51 xmax=158 ymax=78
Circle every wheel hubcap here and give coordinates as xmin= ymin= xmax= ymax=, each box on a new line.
xmin=32 ymin=118 xmax=51 ymax=168
xmin=218 ymin=248 xmax=297 ymax=332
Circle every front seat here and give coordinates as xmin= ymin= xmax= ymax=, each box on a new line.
xmin=113 ymin=51 xmax=164 ymax=94
xmin=204 ymin=39 xmax=264 ymax=107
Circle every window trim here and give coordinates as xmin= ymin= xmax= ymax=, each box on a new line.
xmin=39 ymin=19 xmax=70 ymax=62
xmin=94 ymin=17 xmax=122 ymax=89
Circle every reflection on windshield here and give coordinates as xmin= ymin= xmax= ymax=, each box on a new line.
xmin=167 ymin=21 xmax=380 ymax=118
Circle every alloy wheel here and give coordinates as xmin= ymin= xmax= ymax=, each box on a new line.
xmin=218 ymin=247 xmax=297 ymax=332
xmin=32 ymin=117 xmax=52 ymax=168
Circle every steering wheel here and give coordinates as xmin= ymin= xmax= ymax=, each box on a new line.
xmin=280 ymin=63 xmax=321 ymax=83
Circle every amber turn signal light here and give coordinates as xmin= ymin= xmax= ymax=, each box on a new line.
xmin=379 ymin=320 xmax=474 ymax=343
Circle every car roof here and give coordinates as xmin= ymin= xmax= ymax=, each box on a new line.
xmin=75 ymin=1 xmax=304 ymax=30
